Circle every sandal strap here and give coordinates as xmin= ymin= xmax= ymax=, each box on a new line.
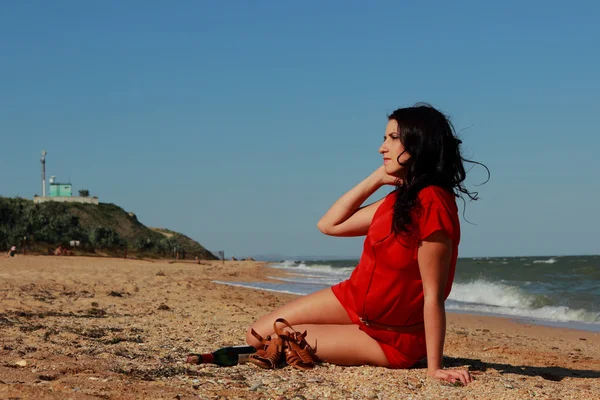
xmin=250 ymin=328 xmax=271 ymax=345
xmin=249 ymin=335 xmax=285 ymax=369
xmin=273 ymin=318 xmax=308 ymax=343
xmin=274 ymin=317 xmax=295 ymax=333
xmin=275 ymin=319 xmax=315 ymax=351
xmin=274 ymin=318 xmax=319 ymax=365
xmin=285 ymin=347 xmax=315 ymax=370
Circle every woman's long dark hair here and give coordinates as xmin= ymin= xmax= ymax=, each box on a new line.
xmin=389 ymin=103 xmax=489 ymax=236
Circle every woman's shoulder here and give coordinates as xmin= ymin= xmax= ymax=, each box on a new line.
xmin=382 ymin=186 xmax=456 ymax=208
xmin=372 ymin=190 xmax=396 ymax=216
xmin=417 ymin=185 xmax=457 ymax=208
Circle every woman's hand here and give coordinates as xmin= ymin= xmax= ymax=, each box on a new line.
xmin=428 ymin=368 xmax=472 ymax=385
xmin=316 ymin=166 xmax=395 ymax=237
xmin=373 ymin=165 xmax=403 ymax=187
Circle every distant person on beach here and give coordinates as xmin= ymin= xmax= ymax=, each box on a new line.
xmin=6 ymin=246 xmax=17 ymax=258
xmin=246 ymin=103 xmax=487 ymax=385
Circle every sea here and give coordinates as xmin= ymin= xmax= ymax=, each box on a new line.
xmin=215 ymin=255 xmax=600 ymax=332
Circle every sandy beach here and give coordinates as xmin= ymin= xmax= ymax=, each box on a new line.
xmin=0 ymin=256 xmax=598 ymax=399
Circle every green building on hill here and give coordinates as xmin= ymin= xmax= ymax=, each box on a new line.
xmin=34 ymin=152 xmax=97 ymax=205
xmin=34 ymin=175 xmax=98 ymax=205
xmin=49 ymin=176 xmax=72 ymax=197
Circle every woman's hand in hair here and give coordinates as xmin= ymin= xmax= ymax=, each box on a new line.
xmin=374 ymin=165 xmax=403 ymax=187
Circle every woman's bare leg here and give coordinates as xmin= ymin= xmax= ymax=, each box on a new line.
xmin=245 ymin=288 xmax=390 ymax=367
xmin=245 ymin=288 xmax=351 ymax=348
xmin=290 ymin=323 xmax=390 ymax=367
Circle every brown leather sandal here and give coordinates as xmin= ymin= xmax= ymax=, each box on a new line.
xmin=274 ymin=318 xmax=319 ymax=370
xmin=247 ymin=328 xmax=285 ymax=369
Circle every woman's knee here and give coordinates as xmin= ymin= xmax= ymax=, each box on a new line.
xmin=245 ymin=317 xmax=271 ymax=348
xmin=245 ymin=326 xmax=259 ymax=347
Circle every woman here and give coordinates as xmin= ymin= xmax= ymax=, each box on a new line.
xmin=246 ymin=103 xmax=485 ymax=385
xmin=6 ymin=246 xmax=17 ymax=258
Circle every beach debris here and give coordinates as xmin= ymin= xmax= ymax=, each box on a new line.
xmin=19 ymin=324 xmax=44 ymax=332
xmin=87 ymin=307 xmax=107 ymax=317
xmin=0 ymin=315 xmax=16 ymax=327
xmin=157 ymin=304 xmax=171 ymax=311
xmin=108 ymin=291 xmax=123 ymax=297
xmin=15 ymin=359 xmax=28 ymax=367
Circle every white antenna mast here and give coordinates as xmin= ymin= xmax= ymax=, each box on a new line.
xmin=41 ymin=150 xmax=47 ymax=197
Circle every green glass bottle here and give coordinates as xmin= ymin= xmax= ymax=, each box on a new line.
xmin=186 ymin=345 xmax=256 ymax=366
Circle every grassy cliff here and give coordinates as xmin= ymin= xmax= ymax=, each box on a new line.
xmin=0 ymin=197 xmax=216 ymax=260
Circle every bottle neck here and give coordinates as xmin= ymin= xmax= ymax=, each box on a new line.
xmin=201 ymin=353 xmax=214 ymax=364
xmin=238 ymin=353 xmax=251 ymax=364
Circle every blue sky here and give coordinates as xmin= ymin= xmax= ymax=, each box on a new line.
xmin=1 ymin=1 xmax=598 ymax=258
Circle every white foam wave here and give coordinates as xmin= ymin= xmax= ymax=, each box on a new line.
xmin=267 ymin=275 xmax=343 ymax=286
xmin=533 ymin=257 xmax=558 ymax=264
xmin=212 ymin=281 xmax=311 ymax=296
xmin=450 ymin=280 xmax=536 ymax=308
xmin=275 ymin=260 xmax=301 ymax=268
xmin=449 ymin=280 xmax=599 ymax=323
xmin=270 ymin=260 xmax=354 ymax=276
xmin=447 ymin=302 xmax=600 ymax=324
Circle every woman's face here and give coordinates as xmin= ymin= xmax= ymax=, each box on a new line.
xmin=379 ymin=119 xmax=410 ymax=178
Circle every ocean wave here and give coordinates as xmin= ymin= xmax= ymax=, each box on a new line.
xmin=533 ymin=257 xmax=558 ymax=264
xmin=267 ymin=275 xmax=343 ymax=287
xmin=212 ymin=280 xmax=312 ymax=296
xmin=450 ymin=280 xmax=542 ymax=308
xmin=447 ymin=302 xmax=600 ymax=324
xmin=449 ymin=279 xmax=599 ymax=323
xmin=269 ymin=260 xmax=354 ymax=276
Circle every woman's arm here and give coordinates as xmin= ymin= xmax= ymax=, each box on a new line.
xmin=418 ymin=231 xmax=472 ymax=385
xmin=317 ymin=166 xmax=399 ymax=237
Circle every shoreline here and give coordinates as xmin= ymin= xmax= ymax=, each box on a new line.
xmin=221 ymin=261 xmax=600 ymax=334
xmin=215 ymin=279 xmax=600 ymax=334
xmin=1 ymin=255 xmax=599 ymax=399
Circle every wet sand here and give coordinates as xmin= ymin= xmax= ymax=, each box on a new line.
xmin=0 ymin=256 xmax=599 ymax=399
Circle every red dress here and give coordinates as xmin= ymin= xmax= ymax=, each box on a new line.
xmin=331 ymin=186 xmax=460 ymax=368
